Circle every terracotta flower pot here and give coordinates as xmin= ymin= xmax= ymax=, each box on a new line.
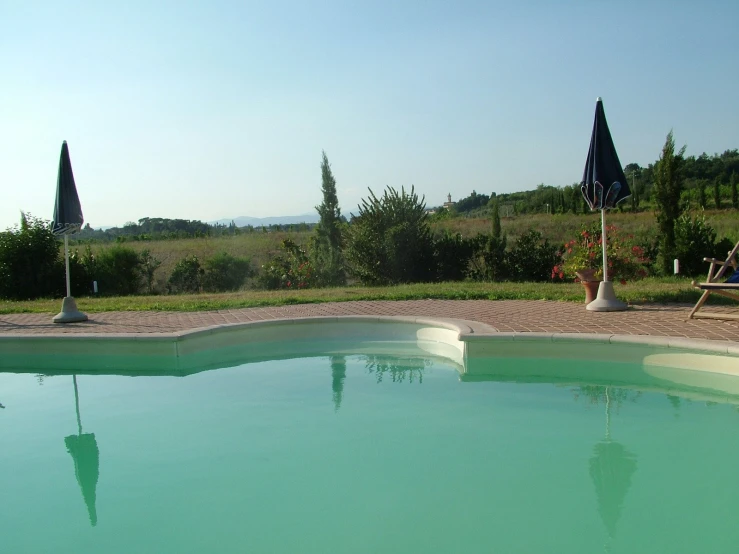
xmin=575 ymin=268 xmax=599 ymax=283
xmin=582 ymin=280 xmax=601 ymax=304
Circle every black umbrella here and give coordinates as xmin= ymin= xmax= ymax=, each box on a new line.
xmin=52 ymin=141 xmax=87 ymax=322
xmin=580 ymin=98 xmax=630 ymax=311
xmin=65 ymin=375 xmax=100 ymax=526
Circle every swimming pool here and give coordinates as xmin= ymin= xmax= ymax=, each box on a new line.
xmin=2 ymin=317 xmax=739 ymax=553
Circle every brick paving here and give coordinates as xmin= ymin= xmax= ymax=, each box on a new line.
xmin=2 ymin=300 xmax=739 ymax=343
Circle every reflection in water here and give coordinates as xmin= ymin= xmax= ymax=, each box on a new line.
xmin=65 ymin=375 xmax=100 ymax=527
xmin=330 ymin=356 xmax=346 ymax=412
xmin=666 ymin=394 xmax=682 ymax=417
xmin=572 ymin=385 xmax=641 ymax=410
xmin=364 ymin=355 xmax=429 ymax=384
xmin=588 ymin=387 xmax=638 ymax=541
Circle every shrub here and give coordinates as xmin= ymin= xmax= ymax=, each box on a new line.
xmin=167 ymin=255 xmax=203 ymax=294
xmin=68 ymin=245 xmax=95 ymax=295
xmin=139 ymin=249 xmax=162 ymax=294
xmin=0 ymin=214 xmax=63 ymax=300
xmin=92 ymin=244 xmax=144 ymax=295
xmin=433 ymin=231 xmax=476 ymax=281
xmin=506 ymin=229 xmax=560 ymax=282
xmin=468 ymin=234 xmax=508 ymax=282
xmin=345 ymin=186 xmax=434 ymax=285
xmin=674 ymin=212 xmax=718 ymax=277
xmin=202 ymin=252 xmax=254 ymax=292
xmin=260 ymin=239 xmax=315 ymax=290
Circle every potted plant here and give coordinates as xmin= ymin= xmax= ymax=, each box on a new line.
xmin=553 ymin=224 xmax=650 ymax=304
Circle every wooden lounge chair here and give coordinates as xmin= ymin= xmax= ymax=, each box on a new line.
xmin=689 ymin=241 xmax=739 ymax=320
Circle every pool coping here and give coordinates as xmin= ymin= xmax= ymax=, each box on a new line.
xmin=2 ymin=314 xmax=739 ymax=356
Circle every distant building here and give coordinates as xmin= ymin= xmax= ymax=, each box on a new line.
xmin=443 ymin=193 xmax=455 ymax=209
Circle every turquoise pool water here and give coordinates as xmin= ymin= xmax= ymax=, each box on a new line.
xmin=2 ymin=352 xmax=739 ymax=553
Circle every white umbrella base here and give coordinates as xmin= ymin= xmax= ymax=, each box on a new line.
xmin=586 ymin=281 xmax=628 ymax=312
xmin=53 ymin=297 xmax=89 ymax=323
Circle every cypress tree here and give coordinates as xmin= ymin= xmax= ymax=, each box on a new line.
xmin=491 ymin=197 xmax=501 ymax=239
xmin=653 ymin=131 xmax=686 ymax=274
xmin=312 ymin=151 xmax=346 ymax=286
xmin=713 ymin=177 xmax=722 ymax=209
xmin=731 ymin=171 xmax=738 ymax=209
xmin=698 ymin=180 xmax=707 ymax=209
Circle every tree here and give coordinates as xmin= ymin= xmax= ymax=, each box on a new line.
xmin=345 ymin=186 xmax=434 ymax=285
xmin=698 ymin=179 xmax=707 ymax=209
xmin=311 ymin=151 xmax=346 ymax=286
xmin=731 ymin=171 xmax=738 ymax=210
xmin=713 ymin=177 xmax=722 ymax=209
xmin=652 ymin=131 xmax=686 ymax=274
xmin=491 ymin=197 xmax=502 ymax=239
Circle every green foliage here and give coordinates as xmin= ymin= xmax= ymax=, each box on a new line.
xmin=202 ymin=252 xmax=254 ymax=292
xmin=433 ymin=232 xmax=476 ymax=281
xmin=167 ymin=255 xmax=203 ymax=294
xmin=491 ymin=197 xmax=502 ymax=239
xmin=345 ymin=186 xmax=434 ymax=285
xmin=674 ymin=212 xmax=718 ymax=277
xmin=468 ymin=234 xmax=508 ymax=282
xmin=311 ymin=151 xmax=346 ymax=287
xmin=138 ymin=249 xmax=162 ymax=294
xmin=653 ymin=131 xmax=686 ymax=274
xmin=697 ymin=180 xmax=707 ymax=209
xmin=91 ymin=245 xmax=144 ymax=296
xmin=506 ymin=229 xmax=560 ymax=282
xmin=713 ymin=178 xmax=722 ymax=209
xmin=455 ymin=190 xmax=490 ymax=213
xmin=260 ymin=239 xmax=315 ymax=290
xmin=0 ymin=214 xmax=63 ymax=300
xmin=732 ymin=172 xmax=738 ymax=210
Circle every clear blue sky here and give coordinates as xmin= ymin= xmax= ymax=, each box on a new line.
xmin=2 ymin=0 xmax=738 ymax=229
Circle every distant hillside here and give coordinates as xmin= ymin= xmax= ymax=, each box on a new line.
xmin=210 ymin=214 xmax=320 ymax=227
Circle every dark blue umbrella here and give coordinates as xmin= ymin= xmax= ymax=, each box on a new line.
xmin=580 ymin=98 xmax=630 ymax=311
xmin=581 ymin=98 xmax=631 ymax=211
xmin=52 ymin=141 xmax=88 ymax=322
xmin=52 ymin=141 xmax=84 ymax=237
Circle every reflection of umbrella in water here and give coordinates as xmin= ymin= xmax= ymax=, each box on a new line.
xmin=589 ymin=387 xmax=637 ymax=540
xmin=65 ymin=375 xmax=99 ymax=526
xmin=331 ymin=356 xmax=347 ymax=412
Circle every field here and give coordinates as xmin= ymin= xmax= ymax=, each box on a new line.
xmin=69 ymin=209 xmax=739 ymax=294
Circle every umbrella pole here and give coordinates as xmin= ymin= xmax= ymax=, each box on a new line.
xmin=601 ymin=209 xmax=608 ymax=282
xmin=605 ymin=386 xmax=611 ymax=441
xmin=587 ymin=209 xmax=626 ymax=311
xmin=64 ymin=234 xmax=71 ymax=298
xmin=73 ymin=375 xmax=83 ymax=435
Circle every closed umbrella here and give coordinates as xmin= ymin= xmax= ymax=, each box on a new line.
xmin=65 ymin=375 xmax=100 ymax=526
xmin=581 ymin=98 xmax=631 ymax=311
xmin=52 ymin=141 xmax=88 ymax=323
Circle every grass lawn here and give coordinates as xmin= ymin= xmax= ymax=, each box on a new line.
xmin=0 ymin=277 xmax=710 ymax=314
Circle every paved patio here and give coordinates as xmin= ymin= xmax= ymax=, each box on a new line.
xmin=2 ymin=300 xmax=739 ymax=343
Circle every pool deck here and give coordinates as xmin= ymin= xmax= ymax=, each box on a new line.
xmin=2 ymin=300 xmax=739 ymax=344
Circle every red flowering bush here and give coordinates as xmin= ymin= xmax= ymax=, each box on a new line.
xmin=260 ymin=239 xmax=315 ymax=290
xmin=552 ymin=223 xmax=650 ymax=283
